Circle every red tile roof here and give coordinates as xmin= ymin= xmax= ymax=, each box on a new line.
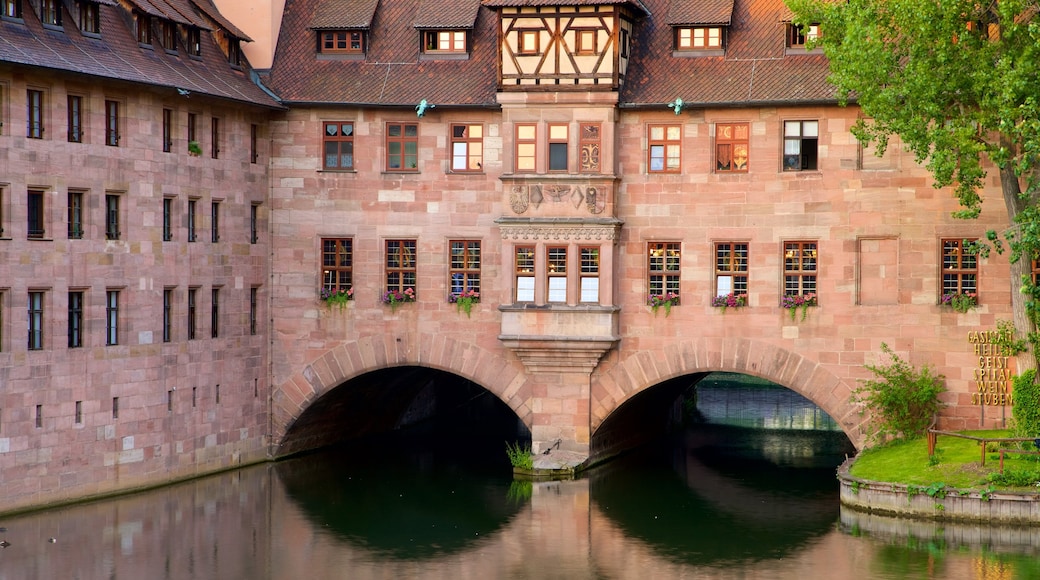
xmin=309 ymin=0 xmax=381 ymax=30
xmin=414 ymin=0 xmax=482 ymax=29
xmin=267 ymin=0 xmax=837 ymax=107
xmin=0 ymin=3 xmax=277 ymax=107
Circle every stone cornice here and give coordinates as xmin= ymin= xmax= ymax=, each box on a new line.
xmin=495 ymin=217 xmax=623 ymax=242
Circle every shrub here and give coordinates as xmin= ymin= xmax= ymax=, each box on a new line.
xmin=1012 ymin=369 xmax=1040 ymax=438
xmin=505 ymin=441 xmax=533 ymax=470
xmin=853 ymin=342 xmax=945 ymax=445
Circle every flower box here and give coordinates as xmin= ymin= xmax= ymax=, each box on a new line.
xmin=781 ymin=293 xmax=817 ymax=321
xmin=382 ymin=288 xmax=416 ymax=312
xmin=711 ymin=292 xmax=747 ymax=312
xmin=319 ymin=287 xmax=353 ymax=310
xmin=941 ymin=292 xmax=977 ymax=313
xmin=647 ymin=292 xmax=680 ymax=316
xmin=449 ymin=289 xmax=480 ymax=317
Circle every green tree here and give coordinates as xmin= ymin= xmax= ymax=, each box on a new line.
xmin=787 ymin=0 xmax=1040 ymax=368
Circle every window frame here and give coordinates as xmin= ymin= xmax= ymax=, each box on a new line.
xmin=941 ymin=238 xmax=978 ymax=298
xmin=135 ymin=12 xmax=151 ymax=45
xmin=187 ymin=198 xmax=197 ymax=242
xmin=160 ymin=20 xmax=177 ymax=51
xmin=515 ymin=245 xmax=535 ymax=302
xmin=187 ymin=112 xmax=197 ymax=149
xmin=210 ymin=116 xmax=220 ymax=158
xmin=250 ymin=203 xmax=259 ymax=244
xmin=104 ymin=99 xmax=119 ymax=146
xmin=783 ymin=120 xmax=819 ymax=171
xmin=783 ymin=241 xmax=818 ymax=298
xmin=788 ymin=23 xmax=819 ymax=48
xmin=210 ymin=287 xmax=219 ymax=338
xmin=423 ymin=30 xmax=466 ymax=53
xmin=449 ymin=240 xmax=481 ymax=297
xmin=323 ymin=121 xmax=354 ymax=170
xmin=676 ymin=26 xmax=722 ymax=50
xmin=27 ymin=88 xmax=43 ymax=139
xmin=320 ymin=30 xmax=365 ymax=54
xmin=579 ymin=246 xmax=600 ymax=304
xmin=40 ymin=0 xmax=60 ymax=26
xmin=3 ymin=0 xmax=22 ymax=19
xmin=250 ymin=123 xmax=258 ymax=164
xmin=105 ymin=289 xmax=119 ymax=346
xmin=187 ymin=287 xmax=197 ymax=340
xmin=546 ymin=246 xmax=568 ymax=303
xmin=321 ymin=238 xmax=353 ymax=294
xmin=28 ymin=189 xmax=45 ymax=239
xmin=450 ymin=123 xmax=483 ymax=172
xmin=210 ymin=200 xmax=220 ymax=243
xmin=714 ymin=242 xmax=749 ymax=298
xmin=518 ymin=29 xmax=540 ymax=55
xmin=163 ymin=287 xmax=173 ymax=342
xmin=515 ymin=123 xmax=537 ymax=173
xmin=162 ymin=197 xmax=172 ymax=241
xmin=648 ymin=124 xmax=681 ymax=173
xmin=68 ymin=291 xmax=83 ymax=348
xmin=68 ymin=94 xmax=83 ymax=143
xmin=186 ymin=27 xmax=201 ymax=56
xmin=162 ymin=108 xmax=173 ymax=152
xmin=105 ymin=193 xmax=120 ymax=240
xmin=547 ymin=123 xmax=569 ymax=173
xmin=385 ymin=239 xmax=417 ymax=294
xmin=385 ymin=122 xmax=419 ymax=172
xmin=574 ymin=28 xmax=597 ymax=55
xmin=28 ymin=291 xmax=44 ymax=350
xmin=249 ymin=287 xmax=258 ymax=336
xmin=648 ymin=242 xmax=681 ymax=301
xmin=68 ymin=190 xmax=84 ymax=239
xmin=715 ymin=123 xmax=749 ymax=173
xmin=79 ymin=1 xmax=99 ymax=34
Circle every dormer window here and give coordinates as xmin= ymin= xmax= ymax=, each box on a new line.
xmin=2 ymin=0 xmax=20 ymax=19
xmin=228 ymin=38 xmax=242 ymax=66
xmin=677 ymin=27 xmax=722 ymax=50
xmin=160 ymin=21 xmax=177 ymax=51
xmin=787 ymin=23 xmax=819 ymax=48
xmin=136 ymin=12 xmax=151 ymax=45
xmin=320 ymin=30 xmax=365 ymax=53
xmin=186 ymin=27 xmax=201 ymax=56
xmin=40 ymin=0 xmax=60 ymax=26
xmin=79 ymin=1 xmax=99 ymax=34
xmin=423 ymin=30 xmax=466 ymax=53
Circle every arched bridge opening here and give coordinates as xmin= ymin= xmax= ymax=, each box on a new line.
xmin=276 ymin=366 xmax=530 ymax=458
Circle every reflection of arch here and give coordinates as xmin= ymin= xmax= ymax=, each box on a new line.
xmin=273 ymin=334 xmax=528 ymax=456
xmin=592 ymin=337 xmax=867 ymax=449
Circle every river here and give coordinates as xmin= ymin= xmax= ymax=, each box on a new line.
xmin=1 ymin=378 xmax=1038 ymax=579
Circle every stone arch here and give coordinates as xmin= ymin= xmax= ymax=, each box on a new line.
xmin=591 ymin=337 xmax=868 ymax=450
xmin=272 ymin=333 xmax=530 ymax=456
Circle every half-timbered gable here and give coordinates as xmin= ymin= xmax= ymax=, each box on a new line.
xmin=484 ymin=0 xmax=647 ymax=89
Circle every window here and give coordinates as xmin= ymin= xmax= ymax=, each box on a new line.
xmin=386 ymin=123 xmax=418 ymax=171
xmin=187 ymin=199 xmax=197 ymax=241
xmin=516 ymin=124 xmax=536 ymax=172
xmin=105 ymin=194 xmax=120 ymax=240
xmin=580 ymin=247 xmax=599 ymax=303
xmin=548 ymin=124 xmax=568 ymax=172
xmin=163 ymin=288 xmax=172 ymax=342
xmin=68 ymin=191 xmax=83 ymax=239
xmin=575 ymin=29 xmax=597 ymax=55
xmin=68 ymin=95 xmax=83 ymax=142
xmin=187 ymin=27 xmax=201 ymax=56
xmin=40 ymin=0 xmax=59 ymax=25
xmin=677 ymin=27 xmax=722 ymax=50
xmin=210 ymin=288 xmax=219 ymax=338
xmin=68 ymin=291 xmax=83 ymax=348
xmin=715 ymin=242 xmax=748 ymax=298
xmin=162 ymin=198 xmax=173 ymax=241
xmin=210 ymin=117 xmax=220 ymax=158
xmin=648 ymin=124 xmax=681 ymax=173
xmin=105 ymin=290 xmax=119 ymax=345
xmin=941 ymin=238 xmax=978 ymax=297
xmin=249 ymin=287 xmax=258 ymax=336
xmin=79 ymin=1 xmax=98 ymax=34
xmin=160 ymin=20 xmax=176 ymax=51
xmin=547 ymin=247 xmax=567 ymax=303
xmin=250 ymin=124 xmax=258 ymax=163
xmin=28 ymin=291 xmax=43 ymax=350
xmin=321 ymin=238 xmax=352 ymax=293
xmin=715 ymin=123 xmax=748 ymax=172
xmin=518 ymin=29 xmax=539 ymax=55
xmin=28 ymin=189 xmax=45 ymax=239
xmin=3 ymin=0 xmax=21 ymax=18
xmin=104 ymin=100 xmax=119 ymax=146
xmin=27 ymin=89 xmax=43 ymax=139
xmin=210 ymin=201 xmax=220 ymax=242
xmin=320 ymin=31 xmax=365 ymax=54
xmin=323 ymin=122 xmax=354 ymax=170
xmin=385 ymin=239 xmax=417 ymax=293
xmin=423 ymin=30 xmax=466 ymax=53
xmin=187 ymin=112 xmax=197 ymax=149
xmin=788 ymin=23 xmax=819 ymax=48
xmin=449 ymin=241 xmax=481 ymax=297
xmin=783 ymin=120 xmax=819 ymax=171
xmin=75 ymin=401 xmax=82 ymax=424
xmin=450 ymin=123 xmax=482 ymax=172
xmin=579 ymin=123 xmax=600 ymax=173
xmin=515 ymin=246 xmax=535 ymax=302
xmin=648 ymin=242 xmax=681 ymax=300
xmin=162 ymin=108 xmax=172 ymax=152
xmin=187 ymin=288 xmax=197 ymax=340
xmin=136 ymin=12 xmax=151 ymax=44
xmin=250 ymin=203 xmax=259 ymax=244
xmin=112 ymin=397 xmax=118 ymax=419
xmin=783 ymin=241 xmax=818 ymax=297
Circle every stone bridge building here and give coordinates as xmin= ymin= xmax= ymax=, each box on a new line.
xmin=0 ymin=0 xmax=1017 ymax=513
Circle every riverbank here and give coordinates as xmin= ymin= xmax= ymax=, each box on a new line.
xmin=839 ymin=430 xmax=1040 ymax=524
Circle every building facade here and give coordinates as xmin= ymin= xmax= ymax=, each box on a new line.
xmin=0 ymin=0 xmax=1018 ymax=513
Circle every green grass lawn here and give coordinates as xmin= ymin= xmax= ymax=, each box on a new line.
xmin=849 ymin=430 xmax=1040 ymax=491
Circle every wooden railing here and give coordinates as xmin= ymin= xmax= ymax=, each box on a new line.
xmin=927 ymin=429 xmax=1040 ymax=467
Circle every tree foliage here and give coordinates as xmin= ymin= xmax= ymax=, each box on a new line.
xmin=788 ymin=0 xmax=1040 ymax=356
xmin=1012 ymin=369 xmax=1040 ymax=436
xmin=854 ymin=343 xmax=946 ymax=444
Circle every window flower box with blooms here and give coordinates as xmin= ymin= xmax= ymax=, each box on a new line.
xmin=781 ymin=293 xmax=817 ymax=321
xmin=319 ymin=287 xmax=353 ymax=310
xmin=382 ymin=287 xmax=416 ymax=312
xmin=449 ymin=289 xmax=480 ymax=318
xmin=711 ymin=292 xmax=747 ymax=313
xmin=647 ymin=292 xmax=680 ymax=316
xmin=941 ymin=292 xmax=977 ymax=313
